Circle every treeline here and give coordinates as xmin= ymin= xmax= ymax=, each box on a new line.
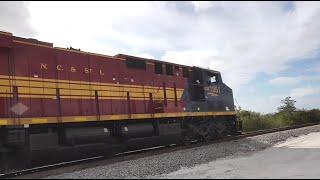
xmin=237 ymin=97 xmax=320 ymax=132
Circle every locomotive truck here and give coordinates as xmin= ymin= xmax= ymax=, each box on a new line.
xmin=0 ymin=31 xmax=241 ymax=172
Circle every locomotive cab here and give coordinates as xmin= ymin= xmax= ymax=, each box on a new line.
xmin=186 ymin=67 xmax=235 ymax=112
xmin=181 ymin=67 xmax=240 ymax=142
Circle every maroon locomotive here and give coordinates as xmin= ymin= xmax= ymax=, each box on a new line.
xmin=0 ymin=31 xmax=241 ymax=172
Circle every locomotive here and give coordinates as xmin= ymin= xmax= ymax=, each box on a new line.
xmin=0 ymin=31 xmax=241 ymax=172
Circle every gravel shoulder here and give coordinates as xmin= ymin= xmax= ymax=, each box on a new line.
xmin=46 ymin=124 xmax=320 ymax=179
xmin=156 ymin=131 xmax=320 ymax=179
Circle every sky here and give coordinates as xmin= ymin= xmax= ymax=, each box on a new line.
xmin=0 ymin=1 xmax=319 ymax=113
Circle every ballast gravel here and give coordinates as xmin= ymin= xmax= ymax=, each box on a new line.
xmin=45 ymin=124 xmax=320 ymax=179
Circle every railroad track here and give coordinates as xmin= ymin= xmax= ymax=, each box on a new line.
xmin=1 ymin=122 xmax=319 ymax=179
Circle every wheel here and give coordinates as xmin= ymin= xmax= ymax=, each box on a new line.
xmin=182 ymin=131 xmax=196 ymax=145
xmin=197 ymin=123 xmax=211 ymax=142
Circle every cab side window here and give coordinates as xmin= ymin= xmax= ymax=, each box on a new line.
xmin=207 ymin=72 xmax=220 ymax=85
xmin=210 ymin=76 xmax=217 ymax=83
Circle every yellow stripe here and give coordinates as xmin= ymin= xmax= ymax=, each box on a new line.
xmin=100 ymin=114 xmax=129 ymax=121
xmin=31 ymin=118 xmax=47 ymax=124
xmin=14 ymin=89 xmax=182 ymax=100
xmin=0 ymin=120 xmax=8 ymax=125
xmin=0 ymin=75 xmax=184 ymax=91
xmin=0 ymin=86 xmax=12 ymax=93
xmin=0 ymin=111 xmax=236 ymax=125
xmin=17 ymin=94 xmax=177 ymax=101
xmin=0 ymin=76 xmax=184 ymax=100
xmin=74 ymin=117 xmax=88 ymax=121
xmin=19 ymin=94 xmax=56 ymax=99
xmin=0 ymin=94 xmax=12 ymax=98
xmin=0 ymin=76 xmax=184 ymax=101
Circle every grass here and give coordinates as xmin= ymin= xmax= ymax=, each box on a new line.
xmin=238 ymin=109 xmax=320 ymax=132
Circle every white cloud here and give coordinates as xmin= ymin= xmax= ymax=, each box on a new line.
xmin=262 ymin=87 xmax=320 ymax=113
xmin=20 ymin=2 xmax=320 ymax=91
xmin=290 ymin=87 xmax=320 ymax=98
xmin=238 ymin=86 xmax=320 ymax=113
xmin=294 ymin=96 xmax=320 ymax=111
xmin=269 ymin=77 xmax=300 ymax=86
xmin=159 ymin=2 xmax=320 ymax=90
xmin=292 ymin=87 xmax=320 ymax=111
xmin=236 ymin=94 xmax=288 ymax=114
xmin=161 ymin=49 xmax=226 ymax=68
xmin=269 ymin=76 xmax=320 ymax=86
xmin=131 ymin=53 xmax=155 ymax=60
xmin=0 ymin=1 xmax=35 ymax=36
xmin=307 ymin=63 xmax=320 ymax=73
xmin=191 ymin=1 xmax=216 ymax=11
xmin=26 ymin=2 xmax=161 ymax=56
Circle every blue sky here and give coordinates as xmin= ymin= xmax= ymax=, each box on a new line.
xmin=0 ymin=1 xmax=319 ymax=113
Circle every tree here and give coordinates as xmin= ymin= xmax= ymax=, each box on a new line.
xmin=277 ymin=96 xmax=296 ymax=113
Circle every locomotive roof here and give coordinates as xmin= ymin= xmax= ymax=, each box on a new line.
xmin=0 ymin=31 xmax=220 ymax=74
xmin=114 ymin=53 xmax=190 ymax=67
xmin=115 ymin=54 xmax=220 ymax=74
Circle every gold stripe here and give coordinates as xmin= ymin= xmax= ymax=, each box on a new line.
xmin=17 ymin=94 xmax=177 ymax=101
xmin=0 ymin=111 xmax=236 ymax=125
xmin=0 ymin=94 xmax=12 ymax=98
xmin=74 ymin=117 xmax=87 ymax=121
xmin=0 ymin=76 xmax=184 ymax=100
xmin=104 ymin=114 xmax=128 ymax=121
xmin=63 ymin=116 xmax=97 ymax=123
xmin=31 ymin=118 xmax=48 ymax=124
xmin=0 ymin=120 xmax=8 ymax=125
xmin=14 ymin=87 xmax=182 ymax=99
xmin=0 ymin=86 xmax=12 ymax=93
xmin=19 ymin=94 xmax=55 ymax=99
xmin=0 ymin=75 xmax=184 ymax=91
xmin=2 ymin=88 xmax=182 ymax=100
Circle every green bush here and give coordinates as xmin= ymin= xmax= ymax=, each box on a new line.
xmin=237 ymin=109 xmax=320 ymax=132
